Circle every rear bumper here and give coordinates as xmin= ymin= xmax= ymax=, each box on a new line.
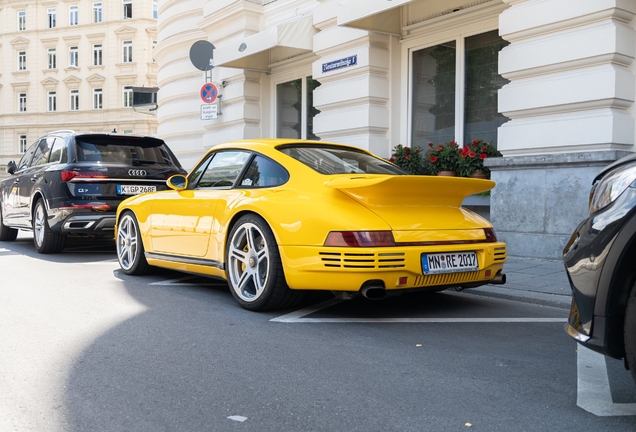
xmin=48 ymin=207 xmax=116 ymax=236
xmin=279 ymin=242 xmax=507 ymax=291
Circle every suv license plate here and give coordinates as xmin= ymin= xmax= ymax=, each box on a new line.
xmin=421 ymin=251 xmax=478 ymax=275
xmin=117 ymin=185 xmax=157 ymax=195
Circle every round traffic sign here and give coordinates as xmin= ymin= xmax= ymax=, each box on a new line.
xmin=200 ymin=83 xmax=218 ymax=104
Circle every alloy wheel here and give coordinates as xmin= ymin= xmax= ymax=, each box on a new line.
xmin=117 ymin=214 xmax=139 ymax=271
xmin=227 ymin=222 xmax=270 ymax=302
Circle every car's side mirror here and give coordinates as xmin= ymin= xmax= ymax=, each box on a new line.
xmin=7 ymin=161 xmax=17 ymax=175
xmin=167 ymin=174 xmax=188 ymax=191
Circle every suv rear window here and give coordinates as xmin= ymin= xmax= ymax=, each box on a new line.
xmin=75 ymin=135 xmax=176 ymax=166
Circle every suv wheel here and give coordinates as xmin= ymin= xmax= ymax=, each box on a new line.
xmin=32 ymin=199 xmax=66 ymax=254
xmin=0 ymin=205 xmax=18 ymax=241
xmin=625 ymin=282 xmax=636 ymax=384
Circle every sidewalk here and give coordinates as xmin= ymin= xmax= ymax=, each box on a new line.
xmin=469 ymin=256 xmax=572 ymax=309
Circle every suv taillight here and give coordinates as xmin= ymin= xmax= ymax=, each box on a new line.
xmin=61 ymin=170 xmax=109 ymax=182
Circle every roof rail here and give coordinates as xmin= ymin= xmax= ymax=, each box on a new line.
xmin=45 ymin=130 xmax=76 ymax=135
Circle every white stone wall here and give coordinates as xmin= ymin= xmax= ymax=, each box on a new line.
xmin=498 ymin=0 xmax=636 ymax=156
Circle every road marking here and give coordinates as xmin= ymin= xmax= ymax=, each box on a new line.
xmin=577 ymin=346 xmax=636 ymax=416
xmin=227 ymin=415 xmax=248 ymax=422
xmin=270 ymin=299 xmax=568 ymax=323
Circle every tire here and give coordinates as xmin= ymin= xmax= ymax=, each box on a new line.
xmin=32 ymin=199 xmax=66 ymax=254
xmin=0 ymin=205 xmax=18 ymax=242
xmin=625 ymin=281 xmax=636 ymax=384
xmin=226 ymin=214 xmax=303 ymax=311
xmin=116 ymin=211 xmax=152 ymax=275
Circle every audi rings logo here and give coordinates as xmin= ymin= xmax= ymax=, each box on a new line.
xmin=128 ymin=169 xmax=147 ymax=176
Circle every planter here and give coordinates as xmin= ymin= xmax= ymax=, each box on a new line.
xmin=470 ymin=170 xmax=489 ymax=179
xmin=437 ymin=171 xmax=456 ymax=177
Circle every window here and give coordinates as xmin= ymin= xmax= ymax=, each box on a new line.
xmin=48 ymin=91 xmax=57 ymax=112
xmin=47 ymin=48 xmax=57 ymax=69
xmin=18 ymin=11 xmax=26 ymax=31
xmin=194 ymin=151 xmax=252 ymax=189
xmin=69 ymin=46 xmax=78 ymax=67
xmin=122 ymin=40 xmax=133 ymax=63
xmin=93 ymin=88 xmax=102 ymax=110
xmin=31 ymin=138 xmax=54 ymax=167
xmin=49 ymin=138 xmax=66 ymax=163
xmin=93 ymin=44 xmax=103 ymax=66
xmin=279 ymin=146 xmax=403 ymax=175
xmin=123 ymin=86 xmax=133 ymax=108
xmin=152 ymin=40 xmax=157 ymax=63
xmin=69 ymin=5 xmax=78 ymax=26
xmin=18 ymin=51 xmax=27 ymax=71
xmin=240 ymin=156 xmax=289 ymax=188
xmin=93 ymin=2 xmax=102 ymax=23
xmin=70 ymin=90 xmax=79 ymax=111
xmin=276 ymin=76 xmax=321 ymax=140
xmin=123 ymin=0 xmax=132 ymax=19
xmin=18 ymin=93 xmax=27 ymax=112
xmin=19 ymin=135 xmax=27 ymax=153
xmin=410 ymin=30 xmax=509 ymax=149
xmin=47 ymin=8 xmax=56 ymax=28
xmin=153 ymin=0 xmax=158 ymax=19
xmin=18 ymin=143 xmax=38 ymax=171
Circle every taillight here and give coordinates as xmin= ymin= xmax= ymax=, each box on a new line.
xmin=61 ymin=170 xmax=109 ymax=182
xmin=324 ymin=231 xmax=396 ymax=247
xmin=484 ymin=228 xmax=497 ymax=242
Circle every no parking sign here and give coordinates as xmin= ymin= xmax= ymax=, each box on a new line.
xmin=200 ymin=83 xmax=218 ymax=104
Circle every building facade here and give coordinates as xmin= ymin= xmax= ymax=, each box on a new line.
xmin=0 ymin=0 xmax=160 ymax=176
xmin=154 ymin=0 xmax=636 ymax=259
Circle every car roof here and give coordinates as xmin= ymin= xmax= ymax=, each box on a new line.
xmin=209 ymin=138 xmax=370 ymax=153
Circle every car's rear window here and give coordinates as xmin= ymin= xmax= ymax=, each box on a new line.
xmin=75 ymin=135 xmax=176 ymax=165
xmin=278 ymin=145 xmax=406 ymax=175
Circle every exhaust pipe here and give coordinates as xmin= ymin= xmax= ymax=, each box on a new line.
xmin=491 ymin=272 xmax=506 ymax=285
xmin=361 ymin=286 xmax=387 ymax=300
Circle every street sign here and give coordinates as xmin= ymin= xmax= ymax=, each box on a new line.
xmin=201 ymin=104 xmax=218 ymax=120
xmin=200 ymin=83 xmax=218 ymax=104
xmin=189 ymin=41 xmax=215 ymax=71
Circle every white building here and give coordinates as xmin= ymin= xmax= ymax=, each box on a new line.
xmin=0 ymin=0 xmax=160 ymax=176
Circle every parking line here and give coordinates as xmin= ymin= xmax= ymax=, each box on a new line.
xmin=577 ymin=346 xmax=636 ymax=416
xmin=270 ymin=299 xmax=568 ymax=323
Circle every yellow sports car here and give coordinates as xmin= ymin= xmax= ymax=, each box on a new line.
xmin=115 ymin=139 xmax=507 ymax=311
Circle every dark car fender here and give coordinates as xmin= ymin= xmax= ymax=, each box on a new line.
xmin=595 ymin=208 xmax=636 ymax=358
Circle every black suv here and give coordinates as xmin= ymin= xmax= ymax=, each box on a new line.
xmin=563 ymin=153 xmax=636 ymax=384
xmin=0 ymin=131 xmax=186 ymax=253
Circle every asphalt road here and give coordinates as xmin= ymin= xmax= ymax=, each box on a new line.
xmin=1 ymin=232 xmax=635 ymax=432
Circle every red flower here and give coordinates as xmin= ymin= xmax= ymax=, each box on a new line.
xmin=405 ymin=155 xmax=411 ymax=160
xmin=450 ymin=141 xmax=458 ymax=147
xmin=428 ymin=142 xmax=434 ymax=148
xmin=389 ymin=157 xmax=395 ymax=163
xmin=436 ymin=145 xmax=443 ymax=152
xmin=472 ymin=139 xmax=480 ymax=145
xmin=468 ymin=151 xmax=477 ymax=158
xmin=404 ymin=146 xmax=410 ymax=151
xmin=479 ymin=153 xmax=487 ymax=160
xmin=429 ymin=156 xmax=437 ymax=163
xmin=482 ymin=147 xmax=488 ymax=153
